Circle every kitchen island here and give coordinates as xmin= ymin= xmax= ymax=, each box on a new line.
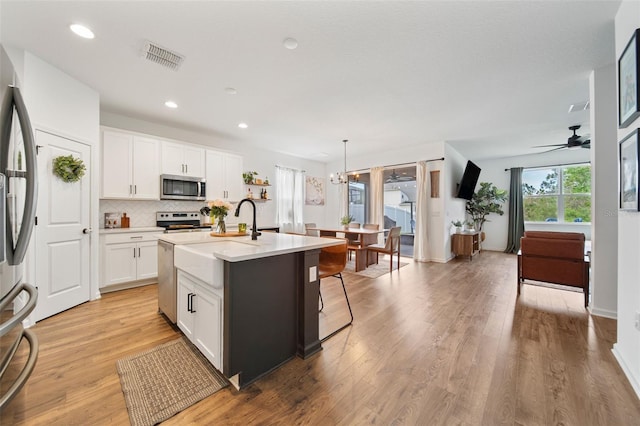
xmin=157 ymin=231 xmax=342 ymax=389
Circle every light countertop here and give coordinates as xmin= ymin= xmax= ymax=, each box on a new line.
xmin=161 ymin=231 xmax=343 ymax=262
xmin=99 ymin=226 xmax=164 ymax=235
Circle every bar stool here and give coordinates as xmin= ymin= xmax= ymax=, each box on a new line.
xmin=318 ymin=238 xmax=353 ymax=341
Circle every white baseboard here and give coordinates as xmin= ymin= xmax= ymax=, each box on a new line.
xmin=589 ymin=306 xmax=617 ymax=319
xmin=99 ymin=279 xmax=157 ymax=294
xmin=612 ymin=344 xmax=640 ymax=400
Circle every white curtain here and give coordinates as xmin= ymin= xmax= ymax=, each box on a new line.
xmin=370 ymin=166 xmax=384 ymax=244
xmin=276 ymin=165 xmax=305 ymax=234
xmin=414 ymin=161 xmax=430 ymax=262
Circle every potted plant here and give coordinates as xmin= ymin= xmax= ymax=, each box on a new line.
xmin=465 ymin=182 xmax=508 ymax=239
xmin=340 ymin=214 xmax=355 ymax=229
xmin=451 ymin=220 xmax=465 ymax=233
xmin=242 ymin=171 xmax=258 ymax=184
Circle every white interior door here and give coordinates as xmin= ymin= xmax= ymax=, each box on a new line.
xmin=34 ymin=130 xmax=91 ymax=321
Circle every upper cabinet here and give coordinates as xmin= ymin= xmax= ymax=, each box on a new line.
xmin=101 ymin=129 xmax=160 ymax=199
xmin=205 ymin=150 xmax=243 ymax=202
xmin=161 ymin=141 xmax=205 ymax=177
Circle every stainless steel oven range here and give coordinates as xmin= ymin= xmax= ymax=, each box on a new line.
xmin=156 ymin=211 xmax=211 ymax=233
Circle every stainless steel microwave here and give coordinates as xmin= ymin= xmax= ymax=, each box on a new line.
xmin=160 ymin=174 xmax=206 ymax=201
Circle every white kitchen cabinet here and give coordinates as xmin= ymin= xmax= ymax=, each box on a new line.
xmin=177 ymin=270 xmax=222 ymax=370
xmin=161 ymin=141 xmax=205 ymax=177
xmin=205 ymin=150 xmax=244 ymax=201
xmin=100 ymin=231 xmax=161 ymax=288
xmin=101 ymin=129 xmax=160 ymax=199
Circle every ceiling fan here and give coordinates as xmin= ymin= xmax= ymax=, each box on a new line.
xmin=533 ymin=125 xmax=591 ymax=152
xmin=385 ymin=169 xmax=414 ymax=183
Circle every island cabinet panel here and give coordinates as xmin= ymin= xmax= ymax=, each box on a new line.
xmin=223 ymin=251 xmax=317 ymax=388
xmin=177 ymin=270 xmax=222 ymax=370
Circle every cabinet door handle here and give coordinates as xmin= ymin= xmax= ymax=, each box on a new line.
xmin=134 ymin=185 xmax=137 ymax=194
xmin=129 ymin=184 xmax=132 ymax=195
xmin=133 ymin=248 xmax=136 ymax=258
xmin=185 ymin=164 xmax=188 ymax=174
xmin=187 ymin=293 xmax=192 ymax=312
xmin=138 ymin=247 xmax=141 ymax=257
xmin=190 ymin=293 xmax=196 ymax=313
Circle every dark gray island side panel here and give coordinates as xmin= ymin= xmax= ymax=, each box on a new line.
xmin=223 ymin=249 xmax=321 ymax=388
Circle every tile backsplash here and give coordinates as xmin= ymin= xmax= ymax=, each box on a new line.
xmin=99 ymin=199 xmax=258 ymax=228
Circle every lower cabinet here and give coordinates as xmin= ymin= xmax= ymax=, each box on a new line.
xmin=177 ymin=270 xmax=222 ymax=370
xmin=100 ymin=231 xmax=161 ymax=288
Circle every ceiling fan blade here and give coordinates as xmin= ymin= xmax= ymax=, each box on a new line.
xmin=532 ymin=143 xmax=567 ymax=148
xmin=536 ymin=146 xmax=567 ymax=154
xmin=581 ymin=141 xmax=591 ymax=149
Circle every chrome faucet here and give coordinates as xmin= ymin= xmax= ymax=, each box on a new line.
xmin=234 ymin=198 xmax=261 ymax=240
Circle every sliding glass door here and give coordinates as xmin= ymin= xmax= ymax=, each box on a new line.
xmin=383 ymin=166 xmax=416 ymax=256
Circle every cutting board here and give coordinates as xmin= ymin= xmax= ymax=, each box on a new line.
xmin=210 ymin=231 xmax=248 ymax=237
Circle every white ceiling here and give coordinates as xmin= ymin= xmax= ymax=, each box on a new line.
xmin=0 ymin=1 xmax=619 ymax=162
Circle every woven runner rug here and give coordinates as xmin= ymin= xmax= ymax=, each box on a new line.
xmin=116 ymin=337 xmax=228 ymax=426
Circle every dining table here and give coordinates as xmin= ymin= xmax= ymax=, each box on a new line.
xmin=307 ymin=227 xmax=386 ymax=272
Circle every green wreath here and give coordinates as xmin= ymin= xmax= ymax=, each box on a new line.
xmin=53 ymin=155 xmax=86 ymax=182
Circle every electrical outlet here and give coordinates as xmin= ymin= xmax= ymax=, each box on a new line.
xmin=635 ymin=311 xmax=640 ymax=331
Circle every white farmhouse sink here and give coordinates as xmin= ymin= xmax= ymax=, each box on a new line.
xmin=174 ymin=240 xmax=259 ymax=287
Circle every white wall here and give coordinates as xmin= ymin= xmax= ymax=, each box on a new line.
xmin=475 ymin=149 xmax=591 ymax=252
xmin=590 ymin=63 xmax=619 ymax=319
xmin=613 ymin=0 xmax=640 ymax=399
xmin=101 ymin=112 xmax=327 ymax=228
xmin=444 ymin=144 xmax=468 ymax=260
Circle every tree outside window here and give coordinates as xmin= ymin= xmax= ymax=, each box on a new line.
xmin=523 ymin=164 xmax=591 ymax=223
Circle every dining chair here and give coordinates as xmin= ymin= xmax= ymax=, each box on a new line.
xmin=347 ymin=223 xmax=379 ymax=260
xmin=305 ymin=223 xmax=319 ymax=237
xmin=367 ymin=226 xmax=402 ymax=272
xmin=345 ymin=222 xmax=361 ymax=260
xmin=317 ymin=237 xmax=353 ymax=342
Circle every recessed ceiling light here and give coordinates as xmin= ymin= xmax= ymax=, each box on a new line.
xmin=225 ymin=87 xmax=237 ymax=95
xmin=238 ymin=123 xmax=248 ymax=129
xmin=283 ymin=38 xmax=298 ymax=50
xmin=164 ymin=101 xmax=178 ymax=109
xmin=70 ymin=24 xmax=94 ymax=39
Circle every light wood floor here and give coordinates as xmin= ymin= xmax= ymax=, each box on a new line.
xmin=2 ymin=251 xmax=640 ymax=425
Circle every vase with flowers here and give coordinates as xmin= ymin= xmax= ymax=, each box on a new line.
xmin=208 ymin=199 xmax=234 ymax=234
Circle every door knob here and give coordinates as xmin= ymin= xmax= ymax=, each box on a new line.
xmin=82 ymin=228 xmax=92 ymax=234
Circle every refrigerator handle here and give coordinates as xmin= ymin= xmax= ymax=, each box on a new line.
xmin=0 ymin=86 xmax=38 ymax=266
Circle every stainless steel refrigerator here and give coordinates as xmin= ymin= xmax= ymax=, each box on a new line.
xmin=0 ymin=83 xmax=39 ymax=409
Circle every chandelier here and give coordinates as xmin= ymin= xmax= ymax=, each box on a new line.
xmin=330 ymin=139 xmax=349 ymax=185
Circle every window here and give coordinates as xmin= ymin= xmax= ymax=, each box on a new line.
xmin=522 ymin=164 xmax=591 ymax=223
xmin=348 ymin=174 xmax=368 ymax=224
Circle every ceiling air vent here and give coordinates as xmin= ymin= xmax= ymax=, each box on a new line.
xmin=142 ymin=40 xmax=184 ymax=71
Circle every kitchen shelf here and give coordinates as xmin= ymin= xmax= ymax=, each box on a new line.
xmin=245 ymin=182 xmax=271 ymax=186
xmin=250 ymin=198 xmax=271 ymax=202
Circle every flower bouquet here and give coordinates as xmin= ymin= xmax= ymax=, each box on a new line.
xmin=208 ymin=199 xmax=234 ymax=233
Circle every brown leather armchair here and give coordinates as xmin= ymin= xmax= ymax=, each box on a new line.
xmin=517 ymin=231 xmax=590 ymax=307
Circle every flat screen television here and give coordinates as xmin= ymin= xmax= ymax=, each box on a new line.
xmin=456 ymin=160 xmax=481 ymax=200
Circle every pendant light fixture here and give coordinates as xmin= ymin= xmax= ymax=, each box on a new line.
xmin=330 ymin=139 xmax=349 ymax=185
